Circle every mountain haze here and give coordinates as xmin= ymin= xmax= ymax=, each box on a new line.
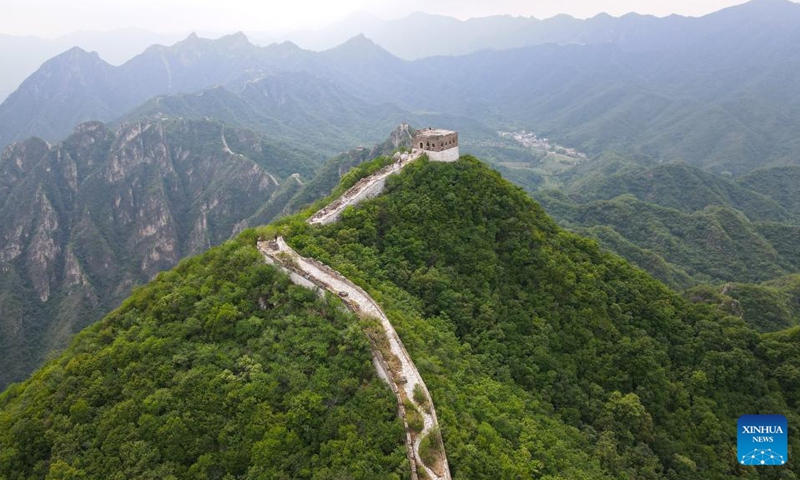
xmin=0 ymin=32 xmax=410 ymax=150
xmin=0 ymin=29 xmax=185 ymax=103
xmin=281 ymin=0 xmax=800 ymax=59
xmin=4 ymin=0 xmax=800 ymax=175
xmin=124 ymin=71 xmax=408 ymax=157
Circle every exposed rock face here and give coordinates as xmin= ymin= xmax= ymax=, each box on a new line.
xmin=26 ymin=190 xmax=61 ymax=302
xmin=390 ymin=122 xmax=413 ymax=148
xmin=0 ymin=118 xmax=302 ymax=388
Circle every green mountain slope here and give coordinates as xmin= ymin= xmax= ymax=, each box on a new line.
xmin=277 ymin=157 xmax=799 ymax=478
xmin=530 ymin=158 xmax=800 ymax=288
xmin=0 ymin=231 xmax=407 ymax=479
xmin=687 ymin=274 xmax=800 ymax=333
xmin=536 ymin=193 xmax=799 ymax=287
xmin=562 ymin=160 xmax=793 ymax=223
xmin=738 ymin=166 xmax=800 ymax=218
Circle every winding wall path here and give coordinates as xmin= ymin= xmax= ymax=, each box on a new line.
xmin=257 ymin=150 xmax=451 ymax=480
xmin=308 ymin=151 xmax=420 ymax=225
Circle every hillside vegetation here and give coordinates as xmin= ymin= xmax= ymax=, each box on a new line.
xmin=278 ymin=157 xmax=798 ymax=478
xmin=0 ymin=231 xmax=407 ymax=479
xmin=0 ymin=122 xmax=418 ymax=390
xmin=532 ymin=158 xmax=800 ymax=288
xmin=687 ymin=274 xmax=800 ymax=333
xmin=0 ymin=118 xmax=317 ymax=390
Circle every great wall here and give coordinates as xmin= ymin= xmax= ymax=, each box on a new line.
xmin=308 ymin=150 xmax=421 ymax=225
xmin=257 ymin=134 xmax=458 ymax=480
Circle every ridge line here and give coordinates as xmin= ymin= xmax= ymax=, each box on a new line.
xmin=257 ymin=149 xmax=452 ymax=479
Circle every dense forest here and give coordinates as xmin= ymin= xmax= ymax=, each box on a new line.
xmin=525 ymin=156 xmax=800 ymax=292
xmin=1 ymin=155 xmax=798 ymax=479
xmin=0 ymin=231 xmax=407 ymax=479
xmin=279 ymin=156 xmax=800 ymax=478
xmin=687 ymin=274 xmax=800 ymax=333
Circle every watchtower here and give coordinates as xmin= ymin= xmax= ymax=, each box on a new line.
xmin=412 ymin=128 xmax=459 ymax=162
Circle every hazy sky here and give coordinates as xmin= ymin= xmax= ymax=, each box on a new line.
xmin=0 ymin=0 xmax=761 ymax=38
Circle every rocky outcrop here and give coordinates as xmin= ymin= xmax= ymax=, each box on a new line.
xmin=0 ymin=118 xmax=297 ymax=389
xmin=26 ymin=189 xmax=61 ymax=302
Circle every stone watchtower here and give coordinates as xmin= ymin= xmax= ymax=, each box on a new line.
xmin=412 ymin=128 xmax=459 ymax=162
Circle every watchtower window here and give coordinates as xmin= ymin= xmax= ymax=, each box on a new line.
xmin=419 ymin=142 xmax=423 ymax=148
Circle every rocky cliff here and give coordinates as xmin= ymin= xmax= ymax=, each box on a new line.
xmin=0 ymin=118 xmax=309 ymax=388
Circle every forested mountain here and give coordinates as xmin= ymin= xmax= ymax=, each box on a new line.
xmin=4 ymin=156 xmax=792 ymax=478
xmin=560 ymin=159 xmax=793 ymax=222
xmin=532 ymin=157 xmax=800 ymax=288
xmin=3 ymin=0 xmax=800 ymax=394
xmin=0 ymin=230 xmax=408 ymax=479
xmin=280 ymin=156 xmax=800 ymax=478
xmin=738 ymin=166 xmax=800 ymax=219
xmin=687 ymin=274 xmax=800 ymax=333
xmin=1 ymin=0 xmax=799 ymax=476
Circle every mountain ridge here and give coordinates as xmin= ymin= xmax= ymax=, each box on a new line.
xmin=6 ymin=4 xmax=800 ymax=175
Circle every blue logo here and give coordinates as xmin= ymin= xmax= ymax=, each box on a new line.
xmin=738 ymin=414 xmax=788 ymax=466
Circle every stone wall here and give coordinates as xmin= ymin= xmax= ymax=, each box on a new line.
xmin=425 ymin=147 xmax=459 ymax=162
xmin=412 ymin=131 xmax=458 ymax=152
xmin=308 ymin=151 xmax=420 ymax=225
xmin=412 ymin=129 xmax=459 ymax=162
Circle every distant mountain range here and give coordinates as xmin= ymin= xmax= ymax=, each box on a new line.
xmin=0 ymin=32 xmax=421 ymax=155
xmin=2 ymin=0 xmax=800 ymax=176
xmin=283 ymin=0 xmax=800 ymax=59
xmin=123 ymin=71 xmax=409 ymax=158
xmin=7 ymin=0 xmax=793 ymax=104
xmin=0 ymin=29 xmax=187 ymax=102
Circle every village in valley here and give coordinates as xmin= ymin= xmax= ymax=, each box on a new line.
xmin=497 ymin=130 xmax=585 ymax=159
xmin=471 ymin=130 xmax=589 ymax=188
